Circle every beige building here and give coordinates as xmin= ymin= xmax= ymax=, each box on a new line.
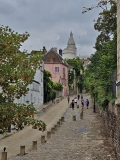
xmin=116 ymin=0 xmax=120 ymax=104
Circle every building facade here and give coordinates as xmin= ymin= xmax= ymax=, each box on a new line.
xmin=79 ymin=56 xmax=90 ymax=70
xmin=14 ymin=62 xmax=44 ymax=108
xmin=44 ymin=48 xmax=69 ymax=97
xmin=63 ymin=32 xmax=77 ymax=59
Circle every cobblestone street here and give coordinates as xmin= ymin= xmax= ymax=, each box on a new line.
xmin=10 ymin=96 xmax=117 ymax=160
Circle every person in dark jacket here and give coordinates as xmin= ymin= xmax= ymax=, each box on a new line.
xmin=81 ymin=99 xmax=84 ymax=108
xmin=81 ymin=95 xmax=83 ymax=99
xmin=71 ymin=100 xmax=74 ymax=110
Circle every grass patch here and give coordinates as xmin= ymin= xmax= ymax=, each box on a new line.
xmin=2 ymin=134 xmax=12 ymax=139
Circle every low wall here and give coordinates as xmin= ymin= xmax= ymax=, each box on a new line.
xmin=98 ymin=103 xmax=120 ymax=159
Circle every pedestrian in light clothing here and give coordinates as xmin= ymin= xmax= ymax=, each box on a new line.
xmin=86 ymin=99 xmax=89 ymax=109
xmin=74 ymin=97 xmax=77 ymax=107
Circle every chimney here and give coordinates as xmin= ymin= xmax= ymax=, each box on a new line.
xmin=59 ymin=49 xmax=62 ymax=57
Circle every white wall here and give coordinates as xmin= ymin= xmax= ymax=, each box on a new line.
xmin=14 ymin=62 xmax=44 ymax=108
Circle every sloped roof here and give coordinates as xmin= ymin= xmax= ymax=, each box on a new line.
xmin=43 ymin=48 xmax=69 ymax=66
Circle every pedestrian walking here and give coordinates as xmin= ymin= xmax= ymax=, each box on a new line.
xmin=74 ymin=97 xmax=77 ymax=107
xmin=71 ymin=100 xmax=74 ymax=110
xmin=86 ymin=99 xmax=89 ymax=109
xmin=81 ymin=99 xmax=84 ymax=108
xmin=67 ymin=95 xmax=70 ymax=104
xmin=78 ymin=94 xmax=80 ymax=100
xmin=81 ymin=95 xmax=83 ymax=99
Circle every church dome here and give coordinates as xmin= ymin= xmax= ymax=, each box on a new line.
xmin=63 ymin=31 xmax=77 ymax=59
xmin=67 ymin=31 xmax=75 ymax=46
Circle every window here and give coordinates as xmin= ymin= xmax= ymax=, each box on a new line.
xmin=63 ymin=68 xmax=65 ymax=78
xmin=55 ymin=67 xmax=59 ymax=72
xmin=33 ymin=83 xmax=39 ymax=91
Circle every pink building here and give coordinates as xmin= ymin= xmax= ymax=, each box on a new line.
xmin=44 ymin=48 xmax=69 ymax=96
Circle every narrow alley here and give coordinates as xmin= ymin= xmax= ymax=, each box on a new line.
xmin=9 ymin=94 xmax=117 ymax=160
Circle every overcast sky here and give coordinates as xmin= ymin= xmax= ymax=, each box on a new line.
xmin=0 ymin=0 xmax=101 ymax=56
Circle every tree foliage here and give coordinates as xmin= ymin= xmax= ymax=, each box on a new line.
xmin=0 ymin=25 xmax=43 ymax=102
xmin=44 ymin=70 xmax=63 ymax=103
xmin=44 ymin=70 xmax=53 ymax=103
xmin=53 ymin=82 xmax=63 ymax=91
xmin=0 ymin=102 xmax=46 ymax=133
xmin=82 ymin=0 xmax=117 ymax=50
xmin=66 ymin=58 xmax=84 ymax=92
xmin=84 ymin=31 xmax=117 ymax=107
xmin=82 ymin=0 xmax=117 ymax=108
xmin=0 ymin=25 xmax=46 ymax=133
xmin=66 ymin=58 xmax=83 ymax=78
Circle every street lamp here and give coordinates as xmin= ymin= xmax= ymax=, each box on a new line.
xmin=91 ymin=84 xmax=96 ymax=113
xmin=93 ymin=93 xmax=96 ymax=113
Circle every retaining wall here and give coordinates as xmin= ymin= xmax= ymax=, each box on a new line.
xmin=99 ymin=103 xmax=120 ymax=159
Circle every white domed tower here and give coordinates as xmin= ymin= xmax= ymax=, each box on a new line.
xmin=63 ymin=31 xmax=77 ymax=59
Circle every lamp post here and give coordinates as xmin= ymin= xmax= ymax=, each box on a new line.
xmin=92 ymin=84 xmax=96 ymax=113
xmin=93 ymin=93 xmax=96 ymax=113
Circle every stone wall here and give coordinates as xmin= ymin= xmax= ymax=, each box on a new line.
xmin=99 ymin=103 xmax=120 ymax=159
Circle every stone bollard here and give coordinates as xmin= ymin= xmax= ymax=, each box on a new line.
xmin=47 ymin=131 xmax=51 ymax=139
xmin=57 ymin=121 xmax=60 ymax=127
xmin=80 ymin=110 xmax=83 ymax=119
xmin=51 ymin=127 xmax=55 ymax=134
xmin=54 ymin=125 xmax=58 ymax=131
xmin=77 ymin=105 xmax=79 ymax=108
xmin=1 ymin=152 xmax=7 ymax=160
xmin=72 ymin=115 xmax=76 ymax=121
xmin=32 ymin=141 xmax=37 ymax=150
xmin=59 ymin=119 xmax=62 ymax=125
xmin=42 ymin=108 xmax=46 ymax=112
xmin=20 ymin=146 xmax=25 ymax=156
xmin=41 ymin=135 xmax=46 ymax=144
xmin=61 ymin=116 xmax=64 ymax=122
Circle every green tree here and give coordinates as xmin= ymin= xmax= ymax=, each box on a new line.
xmin=84 ymin=31 xmax=117 ymax=107
xmin=82 ymin=0 xmax=117 ymax=50
xmin=66 ymin=58 xmax=83 ymax=78
xmin=53 ymin=82 xmax=63 ymax=91
xmin=0 ymin=25 xmax=46 ymax=133
xmin=66 ymin=58 xmax=84 ymax=93
xmin=44 ymin=70 xmax=53 ymax=103
xmin=0 ymin=102 xmax=46 ymax=133
xmin=0 ymin=25 xmax=43 ymax=102
xmin=44 ymin=70 xmax=63 ymax=103
xmin=82 ymin=0 xmax=117 ymax=107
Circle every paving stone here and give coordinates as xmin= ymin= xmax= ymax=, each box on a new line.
xmin=10 ymin=95 xmax=117 ymax=160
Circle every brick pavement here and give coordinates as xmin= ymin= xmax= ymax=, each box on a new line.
xmin=9 ymin=95 xmax=117 ymax=160
xmin=0 ymin=95 xmax=76 ymax=159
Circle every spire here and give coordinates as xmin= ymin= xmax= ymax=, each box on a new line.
xmin=67 ymin=31 xmax=75 ymax=46
xmin=70 ymin=31 xmax=73 ymax=37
